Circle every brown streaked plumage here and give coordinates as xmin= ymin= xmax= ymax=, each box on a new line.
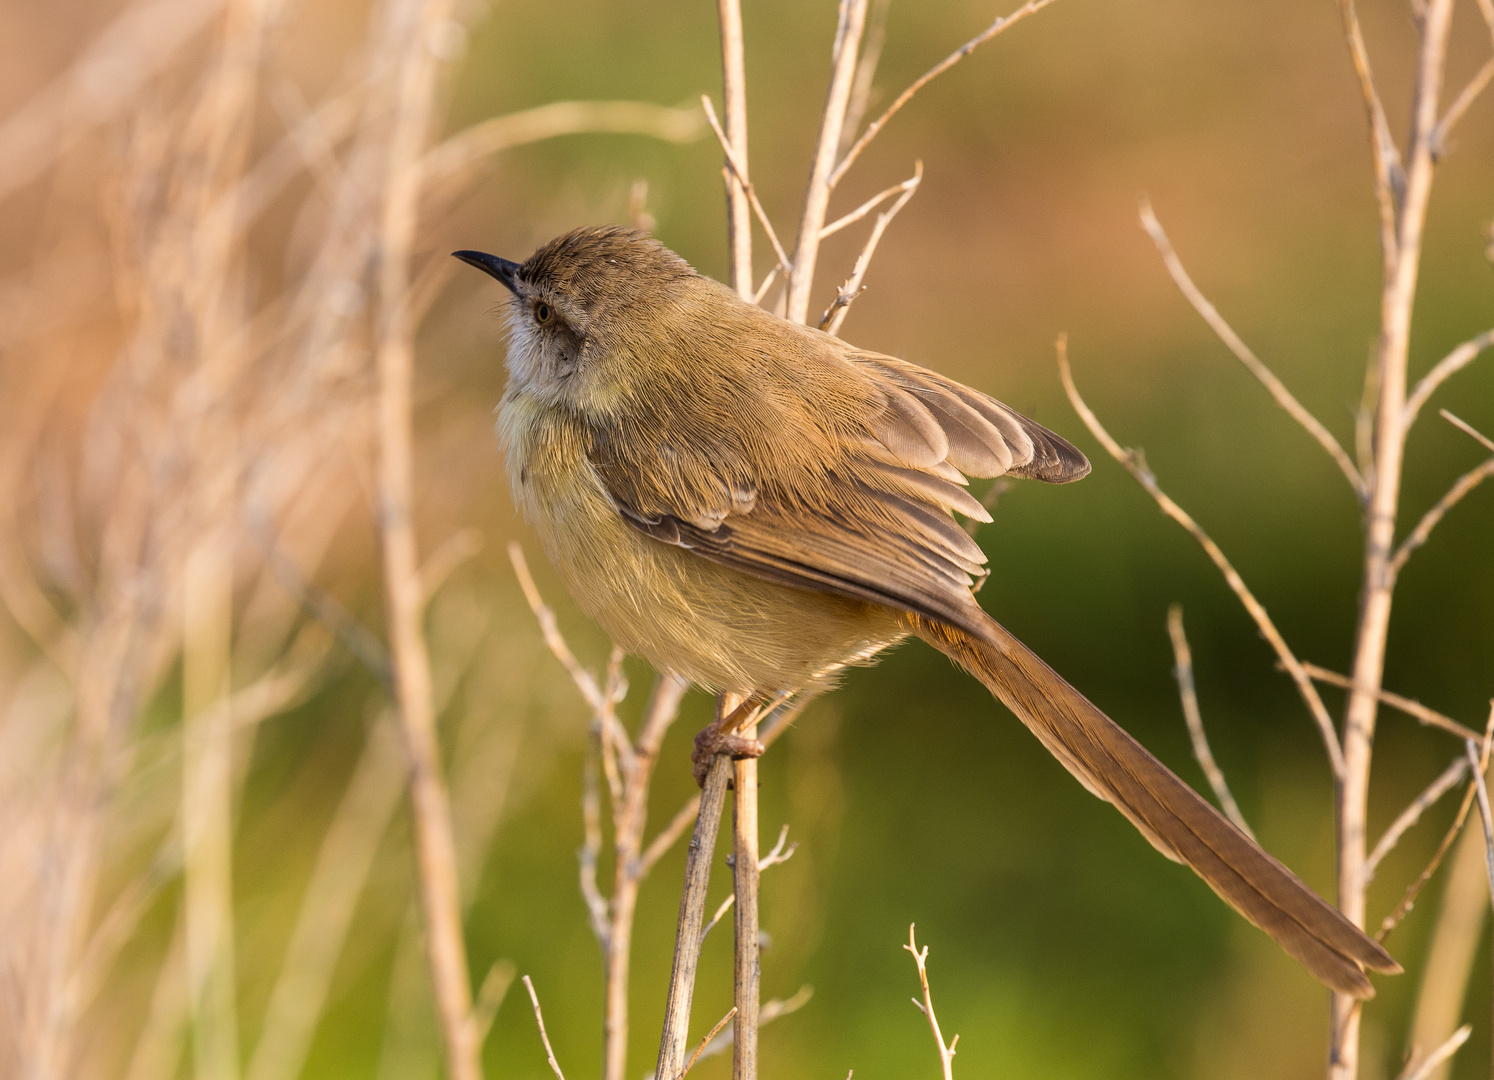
xmin=455 ymin=226 xmax=1400 ymax=998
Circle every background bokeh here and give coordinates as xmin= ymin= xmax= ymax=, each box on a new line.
xmin=1 ymin=0 xmax=1491 ymax=1078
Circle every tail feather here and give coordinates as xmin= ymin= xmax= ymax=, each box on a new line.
xmin=910 ymin=610 xmax=1400 ymax=999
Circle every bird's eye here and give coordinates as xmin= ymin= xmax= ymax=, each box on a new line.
xmin=534 ymin=302 xmax=552 ymax=324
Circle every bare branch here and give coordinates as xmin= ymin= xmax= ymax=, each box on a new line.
xmin=1397 ymin=1025 xmax=1472 ymax=1080
xmin=1138 ymin=199 xmax=1364 ymax=495
xmin=680 ymin=986 xmax=814 ymax=1066
xmin=1059 ymin=338 xmax=1346 ymax=778
xmin=509 ymin=542 xmax=608 ymax=715
xmin=1461 ymin=739 xmax=1494 ymax=914
xmin=819 ymin=171 xmax=919 ymax=239
xmin=1365 ymin=756 xmax=1469 ymax=881
xmin=580 ymin=721 xmax=610 ymax=949
xmin=522 ymin=976 xmax=568 ymax=1080
xmin=830 ymin=0 xmax=1058 ymax=189
xmin=1442 ymin=409 xmax=1494 ymax=454
xmin=1380 ymin=707 xmax=1494 ymax=941
xmin=420 ymin=100 xmax=704 ymax=191
xmin=698 ymin=825 xmax=798 ymax=946
xmin=701 ymin=96 xmax=793 ymax=277
xmin=716 ymin=0 xmax=753 ymax=296
xmin=822 ymin=161 xmax=922 ymax=335
xmin=1404 ymin=330 xmax=1494 ymax=428
xmin=1389 ymin=457 xmax=1494 ymax=579
xmin=1336 ymin=0 xmax=1403 ymax=259
xmin=1433 ymin=57 xmax=1494 ymax=157
xmin=1300 ymin=662 xmax=1480 ymax=741
xmin=1166 ymin=605 xmax=1254 ymax=839
xmin=786 ymin=0 xmax=870 ymax=325
xmin=904 ymin=925 xmax=957 ymax=1080
xmin=681 ymin=1008 xmax=737 ymax=1078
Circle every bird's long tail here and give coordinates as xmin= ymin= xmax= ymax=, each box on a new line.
xmin=908 ymin=609 xmax=1400 ymax=999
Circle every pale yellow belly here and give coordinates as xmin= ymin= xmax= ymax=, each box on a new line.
xmin=504 ymin=401 xmax=906 ymax=695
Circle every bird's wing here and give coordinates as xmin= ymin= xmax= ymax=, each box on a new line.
xmin=586 ymin=345 xmax=1088 ymax=633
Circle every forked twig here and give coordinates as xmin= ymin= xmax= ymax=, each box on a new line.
xmin=1059 ymin=338 xmax=1346 ymax=778
xmin=1166 ymin=606 xmax=1253 ymax=839
xmin=1336 ymin=0 xmax=1402 ymax=258
xmin=701 ymin=96 xmax=793 ymax=277
xmin=829 ymin=0 xmax=1057 ymax=189
xmin=822 ymin=162 xmax=921 ymax=335
xmin=1299 ymin=663 xmax=1480 ymax=742
xmin=522 ymin=976 xmax=567 ymax=1080
xmin=698 ymin=826 xmax=799 ymax=945
xmin=1379 ymin=707 xmax=1494 ymax=940
xmin=786 ymin=0 xmax=871 ymax=325
xmin=904 ymin=925 xmax=957 ymax=1080
xmin=1397 ymin=1025 xmax=1472 ymax=1080
xmin=1138 ymin=198 xmax=1363 ymax=495
xmin=1405 ymin=330 xmax=1494 ymax=428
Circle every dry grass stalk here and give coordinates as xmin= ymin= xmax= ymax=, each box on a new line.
xmin=904 ymin=925 xmax=957 ymax=1080
xmin=1166 ymin=605 xmax=1254 ymax=839
xmin=522 ymin=976 xmax=568 ymax=1080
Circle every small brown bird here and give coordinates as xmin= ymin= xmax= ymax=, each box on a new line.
xmin=455 ymin=226 xmax=1399 ymax=998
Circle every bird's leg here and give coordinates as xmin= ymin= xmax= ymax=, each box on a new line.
xmin=691 ymin=696 xmax=766 ymax=786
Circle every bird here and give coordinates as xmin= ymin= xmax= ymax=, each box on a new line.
xmin=453 ymin=225 xmax=1399 ymax=999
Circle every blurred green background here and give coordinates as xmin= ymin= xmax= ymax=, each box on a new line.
xmin=3 ymin=0 xmax=1492 ymax=1077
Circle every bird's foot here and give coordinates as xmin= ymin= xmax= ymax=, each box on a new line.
xmin=691 ymin=725 xmax=765 ymax=787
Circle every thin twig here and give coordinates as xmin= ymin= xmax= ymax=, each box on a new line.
xmin=819 ymin=172 xmax=918 ymax=239
xmin=1166 ymin=605 xmax=1254 ymax=838
xmin=419 ymin=100 xmax=704 ymax=190
xmin=682 ymin=986 xmax=814 ymax=1066
xmin=1442 ymin=409 xmax=1494 ymax=454
xmin=1388 ymin=457 xmax=1494 ymax=579
xmin=786 ymin=0 xmax=871 ymax=325
xmin=904 ymin=925 xmax=957 ymax=1080
xmin=1397 ymin=1025 xmax=1472 ymax=1080
xmin=1059 ymin=338 xmax=1346 ymax=778
xmin=682 ymin=1008 xmax=737 ymax=1078
xmin=830 ymin=0 xmax=1057 ymax=189
xmin=822 ymin=161 xmax=921 ymax=335
xmin=1461 ymin=739 xmax=1494 ymax=916
xmin=522 ymin=976 xmax=567 ymax=1080
xmin=1299 ymin=662 xmax=1480 ymax=741
xmin=1337 ymin=0 xmax=1402 ymax=261
xmin=1379 ymin=707 xmax=1494 ymax=940
xmin=1138 ymin=198 xmax=1363 ymax=495
xmin=1365 ymin=756 xmax=1469 ymax=881
xmin=1404 ymin=330 xmax=1494 ymax=428
xmin=509 ymin=542 xmax=608 ymax=714
xmin=1432 ymin=56 xmax=1494 ymax=157
xmin=699 ymin=826 xmax=798 ymax=945
xmin=701 ymin=96 xmax=792 ymax=277
xmin=581 ymin=719 xmax=610 ymax=948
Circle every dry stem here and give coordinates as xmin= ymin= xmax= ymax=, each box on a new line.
xmin=1299 ymin=663 xmax=1479 ymax=742
xmin=821 ymin=162 xmax=921 ymax=335
xmin=1166 ymin=605 xmax=1254 ymax=839
xmin=1364 ymin=756 xmax=1469 ymax=881
xmin=1138 ymin=198 xmax=1363 ymax=495
xmin=830 ymin=0 xmax=1057 ymax=189
xmin=904 ymin=925 xmax=957 ymax=1080
xmin=786 ymin=0 xmax=870 ymax=324
xmin=523 ymin=976 xmax=568 ymax=1080
xmin=717 ymin=0 xmax=753 ymax=297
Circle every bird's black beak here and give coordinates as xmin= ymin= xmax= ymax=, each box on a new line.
xmin=452 ymin=250 xmax=523 ymax=294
